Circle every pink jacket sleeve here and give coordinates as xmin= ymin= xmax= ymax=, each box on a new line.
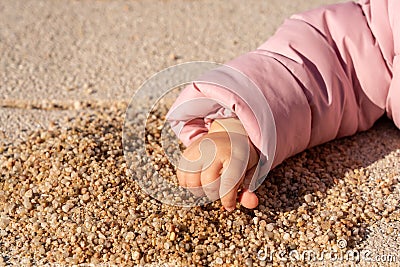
xmin=167 ymin=0 xmax=399 ymax=181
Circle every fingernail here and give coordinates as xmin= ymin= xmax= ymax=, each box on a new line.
xmin=226 ymin=207 xmax=235 ymax=212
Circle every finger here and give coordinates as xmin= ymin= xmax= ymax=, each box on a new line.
xmin=177 ymin=137 xmax=217 ymax=197
xmin=177 ymin=169 xmax=204 ymax=197
xmin=239 ymin=164 xmax=259 ymax=209
xmin=218 ymin=132 xmax=250 ymax=211
xmin=200 ymin=161 xmax=223 ymax=201
xmin=242 ymin=164 xmax=258 ymax=190
xmin=239 ymin=189 xmax=259 ymax=209
xmin=220 ymin=158 xmax=247 ymax=211
xmin=176 ymin=168 xmax=187 ymax=187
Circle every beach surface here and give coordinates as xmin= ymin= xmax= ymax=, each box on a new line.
xmin=1 ymin=0 xmax=399 ymax=266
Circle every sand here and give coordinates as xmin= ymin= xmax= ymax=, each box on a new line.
xmin=1 ymin=0 xmax=399 ymax=266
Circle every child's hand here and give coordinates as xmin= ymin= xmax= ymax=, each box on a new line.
xmin=177 ymin=118 xmax=259 ymax=211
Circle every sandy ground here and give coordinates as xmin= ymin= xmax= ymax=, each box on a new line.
xmin=1 ymin=0 xmax=399 ymax=266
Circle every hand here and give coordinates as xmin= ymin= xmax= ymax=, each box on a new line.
xmin=177 ymin=118 xmax=260 ymax=211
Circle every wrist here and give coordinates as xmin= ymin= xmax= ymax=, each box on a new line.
xmin=209 ymin=118 xmax=248 ymax=136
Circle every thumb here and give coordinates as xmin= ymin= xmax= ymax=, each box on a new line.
xmin=239 ymin=165 xmax=259 ymax=209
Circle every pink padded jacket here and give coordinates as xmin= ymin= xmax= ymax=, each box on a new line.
xmin=167 ymin=0 xmax=399 ymax=182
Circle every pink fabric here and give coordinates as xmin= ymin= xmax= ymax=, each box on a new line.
xmin=167 ymin=0 xmax=399 ymax=178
